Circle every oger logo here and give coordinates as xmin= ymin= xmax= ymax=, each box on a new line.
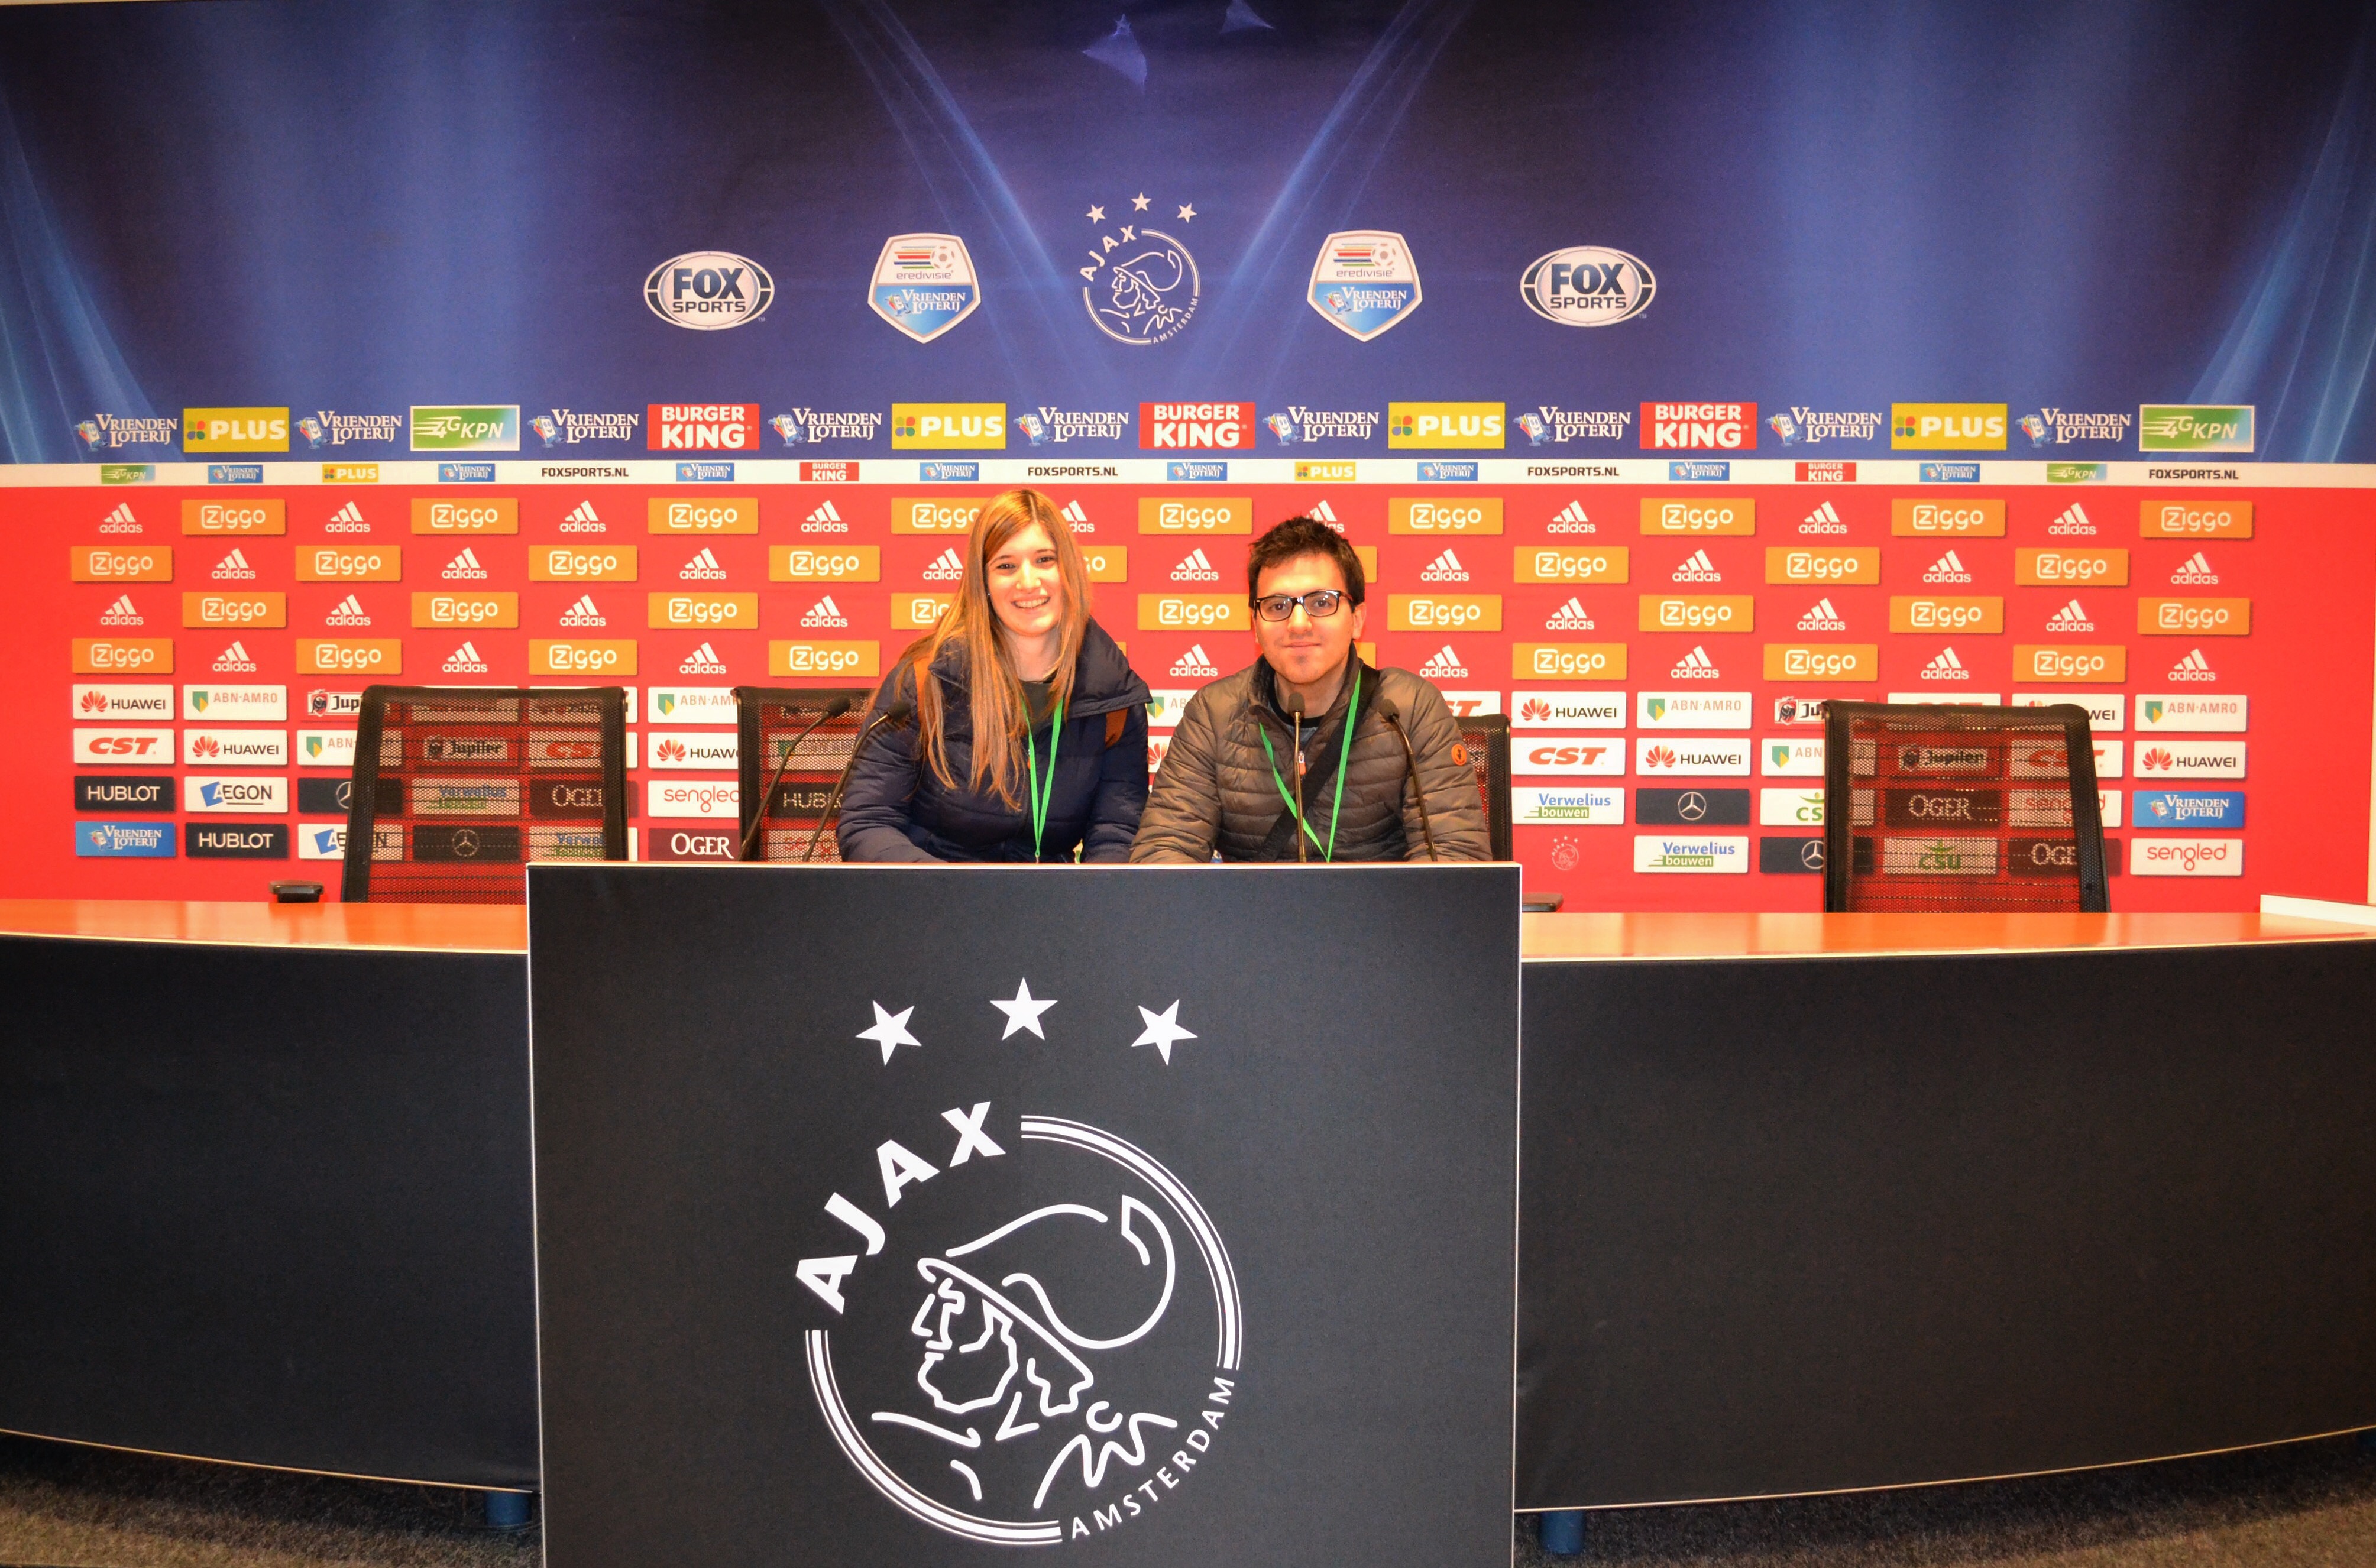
xmin=801 ymin=1105 xmax=1242 ymax=1547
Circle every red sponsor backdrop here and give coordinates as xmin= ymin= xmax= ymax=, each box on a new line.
xmin=6 ymin=477 xmax=2368 ymax=908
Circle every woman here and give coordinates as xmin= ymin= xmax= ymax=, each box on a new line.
xmin=839 ymin=488 xmax=1151 ymax=862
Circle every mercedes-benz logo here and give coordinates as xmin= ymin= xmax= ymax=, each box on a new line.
xmin=1677 ymin=791 xmax=1708 ymax=822
xmin=451 ymin=827 xmax=481 ymax=858
xmin=1799 ymin=839 xmax=1826 ymax=870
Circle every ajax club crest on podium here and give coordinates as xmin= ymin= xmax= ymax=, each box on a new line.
xmin=871 ymin=234 xmax=982 ymax=343
xmin=1307 ymin=231 xmax=1421 ymax=341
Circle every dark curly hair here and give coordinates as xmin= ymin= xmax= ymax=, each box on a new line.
xmin=1244 ymin=516 xmax=1365 ymax=608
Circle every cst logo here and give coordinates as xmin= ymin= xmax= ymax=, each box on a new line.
xmin=644 ymin=252 xmax=773 ymax=330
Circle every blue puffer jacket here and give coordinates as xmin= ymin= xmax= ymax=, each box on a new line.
xmin=837 ymin=622 xmax=1151 ymax=863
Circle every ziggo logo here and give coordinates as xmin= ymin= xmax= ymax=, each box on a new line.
xmin=544 ymin=550 xmax=623 ymax=576
xmin=426 ymin=503 xmax=505 ymax=530
xmin=1155 ymin=598 xmax=1233 ymax=628
xmin=308 ymin=642 xmax=390 ymax=672
xmin=86 ymin=552 xmax=161 ymax=576
xmin=1782 ymin=647 xmax=1862 ymax=676
xmin=200 ymin=596 xmax=275 ymax=624
xmin=780 ymin=645 xmax=869 ymax=673
xmin=662 ymin=502 xmax=745 ymax=531
xmin=1783 ymin=552 xmax=1860 ymax=580
xmin=1656 ymin=502 xmax=1739 ymax=530
xmin=430 ymin=596 xmax=507 ymax=625
xmin=195 ymin=504 xmax=273 ymax=530
xmin=2155 ymin=602 xmax=2235 ymax=631
xmin=665 ymin=597 xmax=750 ymax=626
xmin=1530 ymin=551 xmax=1614 ymax=579
xmin=1529 ymin=648 xmax=1613 ymax=678
xmin=1906 ymin=504 xmax=1989 ymax=531
xmin=1154 ymin=502 xmax=1237 ymax=531
xmin=1909 ymin=601 xmax=1989 ymax=630
xmin=313 ymin=550 xmax=390 ymax=576
xmin=2032 ymin=552 xmax=2118 ymax=582
xmin=544 ymin=643 xmax=626 ymax=672
xmin=1404 ymin=503 xmax=1490 ymax=532
xmin=2029 ymin=649 xmax=2111 ymax=679
xmin=782 ymin=550 xmax=866 ymax=577
xmin=1655 ymin=600 xmax=1737 ymax=630
xmin=1404 ymin=598 xmax=1488 ymax=629
xmin=85 ymin=642 xmax=163 ymax=669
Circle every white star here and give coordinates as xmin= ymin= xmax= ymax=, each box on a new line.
xmin=1086 ymin=203 xmax=1105 ymax=223
xmin=1131 ymin=192 xmax=1151 ymax=211
xmin=991 ymin=978 xmax=1057 ymax=1040
xmin=1176 ymin=203 xmax=1196 ymax=222
xmin=856 ymin=1002 xmax=921 ymax=1064
xmin=1131 ymin=1001 xmax=1197 ymax=1065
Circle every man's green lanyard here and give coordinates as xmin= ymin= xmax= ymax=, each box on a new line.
xmin=1256 ymin=666 xmax=1361 ymax=861
xmin=1023 ymin=701 xmax=1064 ymax=860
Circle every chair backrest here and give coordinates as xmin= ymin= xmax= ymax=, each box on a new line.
xmin=1454 ymin=713 xmax=1514 ymax=861
xmin=733 ymin=686 xmax=876 ymax=861
xmin=341 ymin=686 xmax=627 ymax=903
xmin=1821 ymin=701 xmax=2108 ymax=913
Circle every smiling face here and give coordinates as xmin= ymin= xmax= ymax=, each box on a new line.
xmin=1253 ymin=551 xmax=1365 ymax=704
xmin=986 ymin=522 xmax=1064 ymax=652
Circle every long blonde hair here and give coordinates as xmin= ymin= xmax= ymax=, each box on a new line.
xmin=901 ymin=488 xmax=1094 ymax=806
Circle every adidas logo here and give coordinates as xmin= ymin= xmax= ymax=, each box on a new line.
xmin=1169 ymin=643 xmax=1219 ymax=678
xmin=2046 ymin=502 xmax=2096 ymax=536
xmin=1419 ymin=548 xmax=1468 ymax=583
xmin=921 ymin=546 xmax=964 ymax=582
xmin=679 ymin=642 xmax=729 ymax=675
xmin=1921 ymin=549 xmax=1972 ymax=584
xmin=1670 ymin=549 xmax=1720 ymax=582
xmin=1546 ymin=500 xmax=1595 ymax=534
xmin=1419 ymin=644 xmax=1468 ymax=679
xmin=1171 ymin=547 xmax=1219 ymax=583
xmin=1060 ymin=498 xmax=1090 ymax=526
xmin=442 ymin=547 xmax=488 ymax=580
xmin=213 ymin=639 xmax=258 ymax=673
xmin=443 ymin=640 xmax=489 ymax=674
xmin=679 ymin=547 xmax=727 ymax=581
xmin=800 ymin=594 xmax=850 ymax=628
xmin=98 ymin=502 xmax=140 ymax=534
xmin=323 ymin=592 xmax=371 ymax=627
xmin=2044 ymin=598 xmax=2094 ymax=633
xmin=2170 ymin=647 xmax=2217 ymax=682
xmin=804 ymin=499 xmax=847 ymax=533
xmin=1669 ymin=645 xmax=1718 ymax=680
xmin=1543 ymin=596 xmax=1595 ymax=630
xmin=2170 ymin=551 xmax=2219 ymax=585
xmin=556 ymin=594 xmax=604 ymax=628
xmin=559 ymin=500 xmax=604 ymax=534
xmin=1799 ymin=500 xmax=1846 ymax=536
xmin=1918 ymin=647 xmax=1970 ymax=681
xmin=1796 ymin=597 xmax=1846 ymax=631
xmin=1306 ymin=499 xmax=1338 ymax=525
xmin=98 ymin=594 xmax=143 ymax=627
xmin=212 ymin=547 xmax=257 ymax=581
xmin=325 ymin=500 xmax=368 ymax=534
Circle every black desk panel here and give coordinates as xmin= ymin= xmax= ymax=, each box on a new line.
xmin=1518 ymin=939 xmax=2376 ymax=1508
xmin=0 ymin=935 xmax=538 ymax=1487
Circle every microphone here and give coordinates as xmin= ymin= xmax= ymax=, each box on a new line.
xmin=1280 ymin=690 xmax=1308 ymax=863
xmin=740 ymin=695 xmax=854 ymax=860
xmin=804 ymin=701 xmax=916 ymax=862
xmin=1373 ymin=696 xmax=1441 ymax=862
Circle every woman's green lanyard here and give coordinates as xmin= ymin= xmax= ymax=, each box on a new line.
xmin=1256 ymin=666 xmax=1361 ymax=861
xmin=1023 ymin=699 xmax=1064 ymax=860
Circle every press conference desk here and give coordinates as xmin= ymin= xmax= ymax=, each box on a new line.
xmin=4 ymin=900 xmax=2372 ymax=1507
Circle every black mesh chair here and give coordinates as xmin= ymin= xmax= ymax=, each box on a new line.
xmin=1453 ymin=713 xmax=1514 ymax=861
xmin=341 ymin=686 xmax=629 ymax=903
xmin=733 ymin=686 xmax=876 ymax=861
xmin=1821 ymin=701 xmax=2108 ymax=913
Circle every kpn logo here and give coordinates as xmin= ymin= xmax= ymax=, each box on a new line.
xmin=1890 ymin=403 xmax=2006 ymax=450
xmin=2138 ymin=404 xmax=2254 ymax=453
xmin=1386 ymin=402 xmax=1504 ymax=449
xmin=410 ymin=405 xmax=520 ymax=452
xmin=892 ymin=403 xmax=1007 ymax=449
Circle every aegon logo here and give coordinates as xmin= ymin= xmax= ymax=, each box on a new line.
xmin=1138 ymin=402 xmax=1252 ymax=449
xmin=1138 ymin=595 xmax=1247 ymax=631
xmin=2016 ymin=548 xmax=2128 ymax=585
xmin=410 ymin=497 xmax=519 ymax=533
xmin=1138 ymin=497 xmax=1253 ymax=534
xmin=1891 ymin=498 xmax=2005 ymax=535
xmin=1762 ymin=644 xmax=1878 ymax=681
xmin=643 ymin=253 xmax=773 ymax=330
xmin=1641 ymin=595 xmax=1750 ymax=633
xmin=2142 ymin=500 xmax=2253 ymax=539
xmin=299 ymin=547 xmax=399 ymax=581
xmin=182 ymin=498 xmax=286 ymax=534
xmin=653 ymin=593 xmax=757 ymax=628
xmin=1389 ymin=594 xmax=1500 ymax=631
xmin=771 ymin=546 xmax=878 ymax=581
xmin=2142 ymin=598 xmax=2249 ymax=635
xmin=1518 ymin=546 xmax=1627 ymax=583
xmin=772 ymin=640 xmax=881 ymax=678
xmin=186 ymin=593 xmax=284 ymax=627
xmin=1388 ymin=497 xmax=1503 ymax=534
xmin=532 ymin=547 xmax=637 ymax=581
xmin=1642 ymin=498 xmax=1752 ymax=534
xmin=650 ymin=497 xmax=758 ymax=533
xmin=73 ymin=547 xmax=170 ymax=581
xmin=1516 ymin=643 xmax=1628 ymax=680
xmin=416 ymin=593 xmax=518 ymax=627
xmin=1768 ymin=547 xmax=1878 ymax=584
xmin=2017 ymin=644 xmax=2126 ymax=682
xmin=1891 ymin=597 xmax=2002 ymax=633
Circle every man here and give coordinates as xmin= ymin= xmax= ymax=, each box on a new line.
xmin=1131 ymin=516 xmax=1491 ymax=863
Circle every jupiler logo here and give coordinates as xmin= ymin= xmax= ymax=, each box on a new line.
xmin=1080 ymin=194 xmax=1200 ymax=345
xmin=297 ymin=410 xmax=404 ymax=448
xmin=2019 ymin=409 xmax=2134 ymax=447
xmin=771 ymin=409 xmax=887 ymax=446
xmin=532 ymin=410 xmax=641 ymax=448
xmin=76 ymin=413 xmax=180 ymax=451
xmin=801 ymin=988 xmax=1239 ymax=1548
xmin=1516 ymin=407 xmax=1632 ymax=445
xmin=1766 ymin=408 xmax=1883 ymax=445
xmin=1017 ymin=407 xmax=1132 ymax=446
xmin=1264 ymin=407 xmax=1381 ymax=445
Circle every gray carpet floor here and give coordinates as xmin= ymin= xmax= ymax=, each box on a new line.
xmin=3 ymin=1431 xmax=2374 ymax=1565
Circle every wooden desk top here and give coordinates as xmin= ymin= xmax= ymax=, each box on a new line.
xmin=1 ymin=899 xmax=2369 ymax=961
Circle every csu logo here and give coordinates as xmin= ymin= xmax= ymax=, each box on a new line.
xmin=800 ymin=1098 xmax=1241 ymax=1547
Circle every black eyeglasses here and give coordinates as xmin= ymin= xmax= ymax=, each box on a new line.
xmin=1254 ymin=589 xmax=1347 ymax=622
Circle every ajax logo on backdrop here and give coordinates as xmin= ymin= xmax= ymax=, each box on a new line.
xmin=1307 ymin=231 xmax=1421 ymax=341
xmin=870 ymin=235 xmax=982 ymax=342
xmin=1080 ymin=194 xmax=1201 ymax=344
xmin=1519 ymin=246 xmax=1656 ymax=326
xmin=645 ymin=251 xmax=775 ymax=329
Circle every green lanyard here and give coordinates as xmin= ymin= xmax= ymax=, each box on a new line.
xmin=1023 ymin=701 xmax=1064 ymax=860
xmin=1255 ymin=666 xmax=1361 ymax=862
